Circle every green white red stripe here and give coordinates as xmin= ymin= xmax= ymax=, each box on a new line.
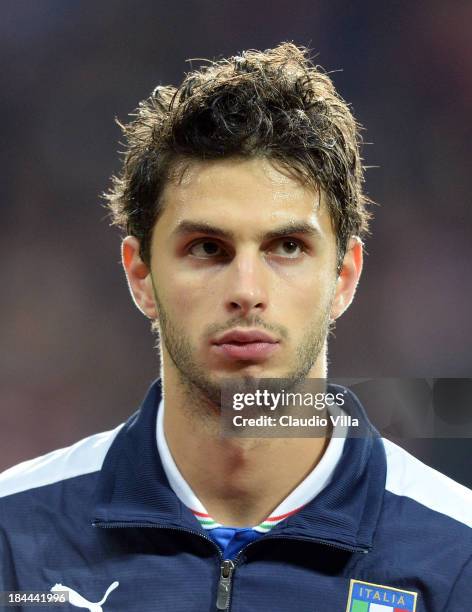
xmin=190 ymin=505 xmax=305 ymax=532
xmin=191 ymin=510 xmax=223 ymax=529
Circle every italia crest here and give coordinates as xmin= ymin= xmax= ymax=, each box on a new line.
xmin=345 ymin=579 xmax=418 ymax=611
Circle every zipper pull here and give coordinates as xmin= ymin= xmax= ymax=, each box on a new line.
xmin=216 ymin=559 xmax=235 ymax=610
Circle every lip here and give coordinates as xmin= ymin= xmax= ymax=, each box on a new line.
xmin=212 ymin=329 xmax=279 ymax=345
xmin=211 ymin=329 xmax=280 ymax=362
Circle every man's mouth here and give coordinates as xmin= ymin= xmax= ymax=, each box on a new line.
xmin=211 ymin=329 xmax=280 ymax=361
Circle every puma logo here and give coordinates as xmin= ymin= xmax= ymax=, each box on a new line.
xmin=50 ymin=581 xmax=119 ymax=611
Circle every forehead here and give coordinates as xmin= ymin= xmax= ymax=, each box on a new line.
xmin=157 ymin=157 xmax=333 ymax=235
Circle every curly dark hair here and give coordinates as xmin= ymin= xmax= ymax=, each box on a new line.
xmin=105 ymin=43 xmax=371 ymax=268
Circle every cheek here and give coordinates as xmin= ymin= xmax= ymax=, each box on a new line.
xmin=164 ymin=277 xmax=215 ymax=321
xmin=274 ymin=273 xmax=336 ymax=324
xmin=272 ymin=260 xmax=332 ymax=299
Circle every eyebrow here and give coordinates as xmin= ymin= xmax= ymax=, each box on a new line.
xmin=171 ymin=220 xmax=322 ymax=241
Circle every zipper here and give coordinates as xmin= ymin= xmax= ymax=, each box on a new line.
xmin=93 ymin=520 xmax=222 ymax=554
xmin=93 ymin=521 xmax=369 ymax=611
xmin=234 ymin=534 xmax=370 ymax=559
xmin=216 ymin=559 xmax=235 ymax=610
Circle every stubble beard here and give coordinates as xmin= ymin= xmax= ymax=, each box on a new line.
xmin=151 ymin=282 xmax=335 ymax=414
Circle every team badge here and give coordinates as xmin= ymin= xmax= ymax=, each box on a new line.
xmin=345 ymin=579 xmax=418 ymax=611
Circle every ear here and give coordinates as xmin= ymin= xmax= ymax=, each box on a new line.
xmin=330 ymin=236 xmax=363 ymax=321
xmin=121 ymin=236 xmax=158 ymax=319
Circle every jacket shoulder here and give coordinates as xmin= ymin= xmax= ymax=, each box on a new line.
xmin=0 ymin=424 xmax=123 ymax=500
xmin=383 ymin=438 xmax=472 ymax=528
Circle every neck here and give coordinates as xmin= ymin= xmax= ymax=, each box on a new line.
xmin=161 ymin=354 xmax=330 ymax=527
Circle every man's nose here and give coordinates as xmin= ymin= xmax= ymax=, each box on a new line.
xmin=224 ymin=250 xmax=269 ymax=317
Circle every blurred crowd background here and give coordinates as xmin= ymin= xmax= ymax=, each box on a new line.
xmin=1 ymin=1 xmax=471 ymax=485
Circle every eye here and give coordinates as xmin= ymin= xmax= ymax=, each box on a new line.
xmin=270 ymin=239 xmax=304 ymax=258
xmin=188 ymin=239 xmax=226 ymax=258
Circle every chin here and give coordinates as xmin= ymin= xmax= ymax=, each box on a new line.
xmin=216 ymin=365 xmax=276 ymax=380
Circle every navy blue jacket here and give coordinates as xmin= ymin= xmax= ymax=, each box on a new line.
xmin=1 ymin=380 xmax=471 ymax=611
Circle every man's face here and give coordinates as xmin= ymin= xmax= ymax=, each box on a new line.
xmin=145 ymin=157 xmax=341 ymax=403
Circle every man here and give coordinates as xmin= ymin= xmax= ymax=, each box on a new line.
xmin=0 ymin=43 xmax=470 ymax=612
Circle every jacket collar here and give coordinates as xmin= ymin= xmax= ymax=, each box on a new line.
xmin=93 ymin=379 xmax=386 ymax=551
